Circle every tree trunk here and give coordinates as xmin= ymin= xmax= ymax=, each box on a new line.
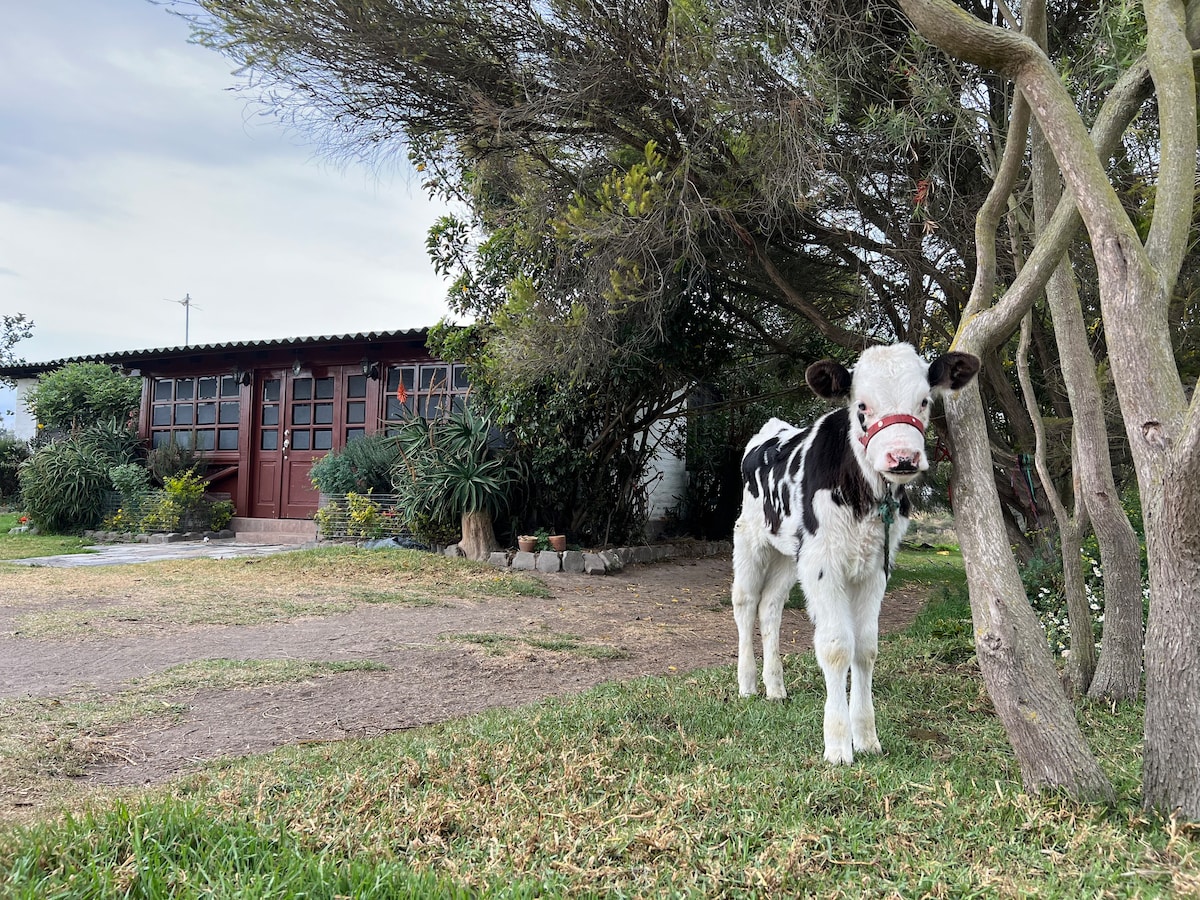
xmin=945 ymin=377 xmax=1115 ymax=801
xmin=1025 ymin=56 xmax=1140 ymax=699
xmin=1017 ymin=311 xmax=1095 ymax=695
xmin=1143 ymin=457 xmax=1200 ymax=817
xmin=459 ymin=509 xmax=499 ymax=561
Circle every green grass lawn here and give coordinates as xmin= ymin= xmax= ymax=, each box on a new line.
xmin=0 ymin=512 xmax=91 ymax=561
xmin=0 ymin=550 xmax=1193 ymax=898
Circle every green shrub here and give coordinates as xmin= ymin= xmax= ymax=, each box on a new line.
xmin=209 ymin=499 xmax=235 ymax=531
xmin=109 ymin=462 xmax=152 ymax=506
xmin=0 ymin=433 xmax=29 ymax=502
xmin=146 ymin=441 xmax=203 ymax=484
xmin=310 ymin=433 xmax=400 ymax=495
xmin=23 ymin=362 xmax=142 ymax=433
xmin=19 ymin=437 xmax=115 ymax=532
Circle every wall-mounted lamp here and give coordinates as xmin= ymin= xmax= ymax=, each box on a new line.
xmin=232 ymin=369 xmax=251 ymax=386
xmin=360 ymin=358 xmax=380 ymax=380
xmin=292 ymin=359 xmax=304 ymax=376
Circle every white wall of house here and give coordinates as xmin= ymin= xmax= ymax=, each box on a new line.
xmin=3 ymin=378 xmax=37 ymax=441
xmin=644 ymin=400 xmax=687 ymax=536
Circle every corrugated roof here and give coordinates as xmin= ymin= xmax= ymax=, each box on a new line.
xmin=0 ymin=328 xmax=431 ymax=378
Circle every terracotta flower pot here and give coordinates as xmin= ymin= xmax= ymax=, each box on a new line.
xmin=518 ymin=535 xmax=537 ymax=553
xmin=549 ymin=534 xmax=567 ymax=552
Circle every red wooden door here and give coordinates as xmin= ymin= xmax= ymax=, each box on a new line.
xmin=251 ymin=371 xmax=331 ymax=518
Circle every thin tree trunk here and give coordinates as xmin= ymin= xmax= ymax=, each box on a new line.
xmin=1017 ymin=311 xmax=1096 ymax=694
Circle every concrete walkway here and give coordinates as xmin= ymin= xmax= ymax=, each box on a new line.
xmin=7 ymin=540 xmax=303 ymax=568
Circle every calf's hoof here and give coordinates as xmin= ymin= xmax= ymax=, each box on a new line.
xmin=823 ymin=745 xmax=854 ymax=765
xmin=854 ymin=736 xmax=882 ymax=755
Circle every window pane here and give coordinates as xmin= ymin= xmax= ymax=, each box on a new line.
xmin=152 ymin=431 xmax=170 ymax=448
xmin=174 ymin=431 xmax=193 ymax=449
xmin=195 ymin=429 xmax=215 ymax=451
xmin=154 ymin=380 xmax=173 ymax=401
xmin=218 ymin=429 xmax=239 ymax=450
xmin=197 ymin=377 xmax=218 ymax=399
xmin=221 ymin=375 xmax=240 ymax=398
xmin=219 ymin=402 xmax=239 ymax=424
xmin=152 ymin=405 xmax=171 ymax=427
xmin=420 ymin=365 xmax=447 ymax=391
xmin=291 ymin=430 xmax=311 ymax=450
xmin=314 ymin=429 xmax=333 ymax=450
xmin=386 ymin=397 xmax=408 ymax=420
xmin=292 ymin=405 xmax=311 ymax=426
xmin=346 ymin=428 xmax=365 ymax=442
xmin=263 ymin=379 xmax=280 ymax=402
xmin=346 ymin=401 xmax=366 ymax=424
xmin=314 ymin=403 xmax=333 ymax=425
xmin=196 ymin=403 xmax=216 ymax=425
xmin=262 ymin=406 xmax=279 ymax=426
xmin=293 ymin=378 xmax=313 ymax=401
xmin=261 ymin=430 xmax=278 ymax=451
xmin=347 ymin=374 xmax=367 ymax=398
xmin=315 ymin=377 xmax=334 ymax=400
xmin=175 ymin=378 xmax=194 ymax=401
xmin=453 ymin=365 xmax=469 ymax=391
xmin=385 ymin=366 xmax=399 ymax=394
xmin=174 ymin=405 xmax=193 ymax=426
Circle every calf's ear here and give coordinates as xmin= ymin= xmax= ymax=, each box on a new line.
xmin=806 ymin=359 xmax=853 ymax=399
xmin=928 ymin=352 xmax=981 ymax=392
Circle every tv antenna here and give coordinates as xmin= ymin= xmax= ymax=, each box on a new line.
xmin=165 ymin=293 xmax=201 ymax=346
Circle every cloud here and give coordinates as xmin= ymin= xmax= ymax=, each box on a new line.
xmin=0 ymin=0 xmax=455 ymax=363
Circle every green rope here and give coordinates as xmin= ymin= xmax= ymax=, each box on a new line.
xmin=878 ymin=493 xmax=899 ymax=575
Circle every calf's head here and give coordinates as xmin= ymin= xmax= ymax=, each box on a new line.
xmin=805 ymin=343 xmax=980 ymax=484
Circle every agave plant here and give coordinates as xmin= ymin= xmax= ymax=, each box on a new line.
xmin=391 ymin=406 xmax=519 ymax=559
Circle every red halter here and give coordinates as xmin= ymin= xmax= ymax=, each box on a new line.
xmin=859 ymin=414 xmax=927 ymax=449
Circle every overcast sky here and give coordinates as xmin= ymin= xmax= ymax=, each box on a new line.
xmin=1 ymin=0 xmax=455 ymax=376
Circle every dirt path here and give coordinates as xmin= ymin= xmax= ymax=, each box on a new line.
xmin=1 ymin=555 xmax=928 ymax=791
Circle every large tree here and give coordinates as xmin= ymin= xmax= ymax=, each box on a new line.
xmin=897 ymin=0 xmax=1199 ymax=816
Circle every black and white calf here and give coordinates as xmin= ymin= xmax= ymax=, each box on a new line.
xmin=732 ymin=343 xmax=979 ymax=764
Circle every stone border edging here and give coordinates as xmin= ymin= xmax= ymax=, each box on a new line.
xmin=83 ymin=529 xmax=236 ymax=545
xmin=482 ymin=540 xmax=732 ymax=576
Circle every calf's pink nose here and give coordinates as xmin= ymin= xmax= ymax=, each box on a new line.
xmin=886 ymin=450 xmax=922 ymax=470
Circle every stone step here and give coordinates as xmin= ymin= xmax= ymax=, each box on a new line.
xmin=229 ymin=517 xmax=318 ymax=545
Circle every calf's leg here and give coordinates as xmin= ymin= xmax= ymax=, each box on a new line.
xmin=732 ymin=525 xmax=766 ymax=697
xmin=757 ymin=555 xmax=796 ymax=700
xmin=849 ymin=586 xmax=883 ymax=754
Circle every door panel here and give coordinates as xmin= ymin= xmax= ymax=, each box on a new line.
xmin=249 ymin=372 xmax=326 ymax=519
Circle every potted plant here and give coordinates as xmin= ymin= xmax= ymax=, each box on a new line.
xmin=518 ymin=534 xmax=537 ymax=553
xmin=548 ymin=533 xmax=567 ymax=552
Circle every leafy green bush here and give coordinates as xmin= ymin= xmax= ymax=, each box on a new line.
xmin=309 ymin=433 xmax=401 ymax=495
xmin=23 ymin=362 xmax=142 ymax=433
xmin=109 ymin=463 xmax=152 ymax=507
xmin=19 ymin=437 xmax=116 ymax=532
xmin=146 ymin=441 xmax=203 ymax=485
xmin=0 ymin=433 xmax=29 ymax=502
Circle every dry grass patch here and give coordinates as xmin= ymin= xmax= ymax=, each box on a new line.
xmin=2 ymin=547 xmax=548 ymax=637
xmin=445 ymin=631 xmax=631 ymax=660
xmin=0 ymin=658 xmax=388 ymax=825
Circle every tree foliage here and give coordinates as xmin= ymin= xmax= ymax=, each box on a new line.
xmin=24 ymin=363 xmax=143 ymax=434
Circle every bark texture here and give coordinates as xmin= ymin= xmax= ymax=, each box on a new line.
xmin=459 ymin=510 xmax=500 ymax=561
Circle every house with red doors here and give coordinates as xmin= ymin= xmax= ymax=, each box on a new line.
xmin=2 ymin=329 xmax=466 ymax=532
